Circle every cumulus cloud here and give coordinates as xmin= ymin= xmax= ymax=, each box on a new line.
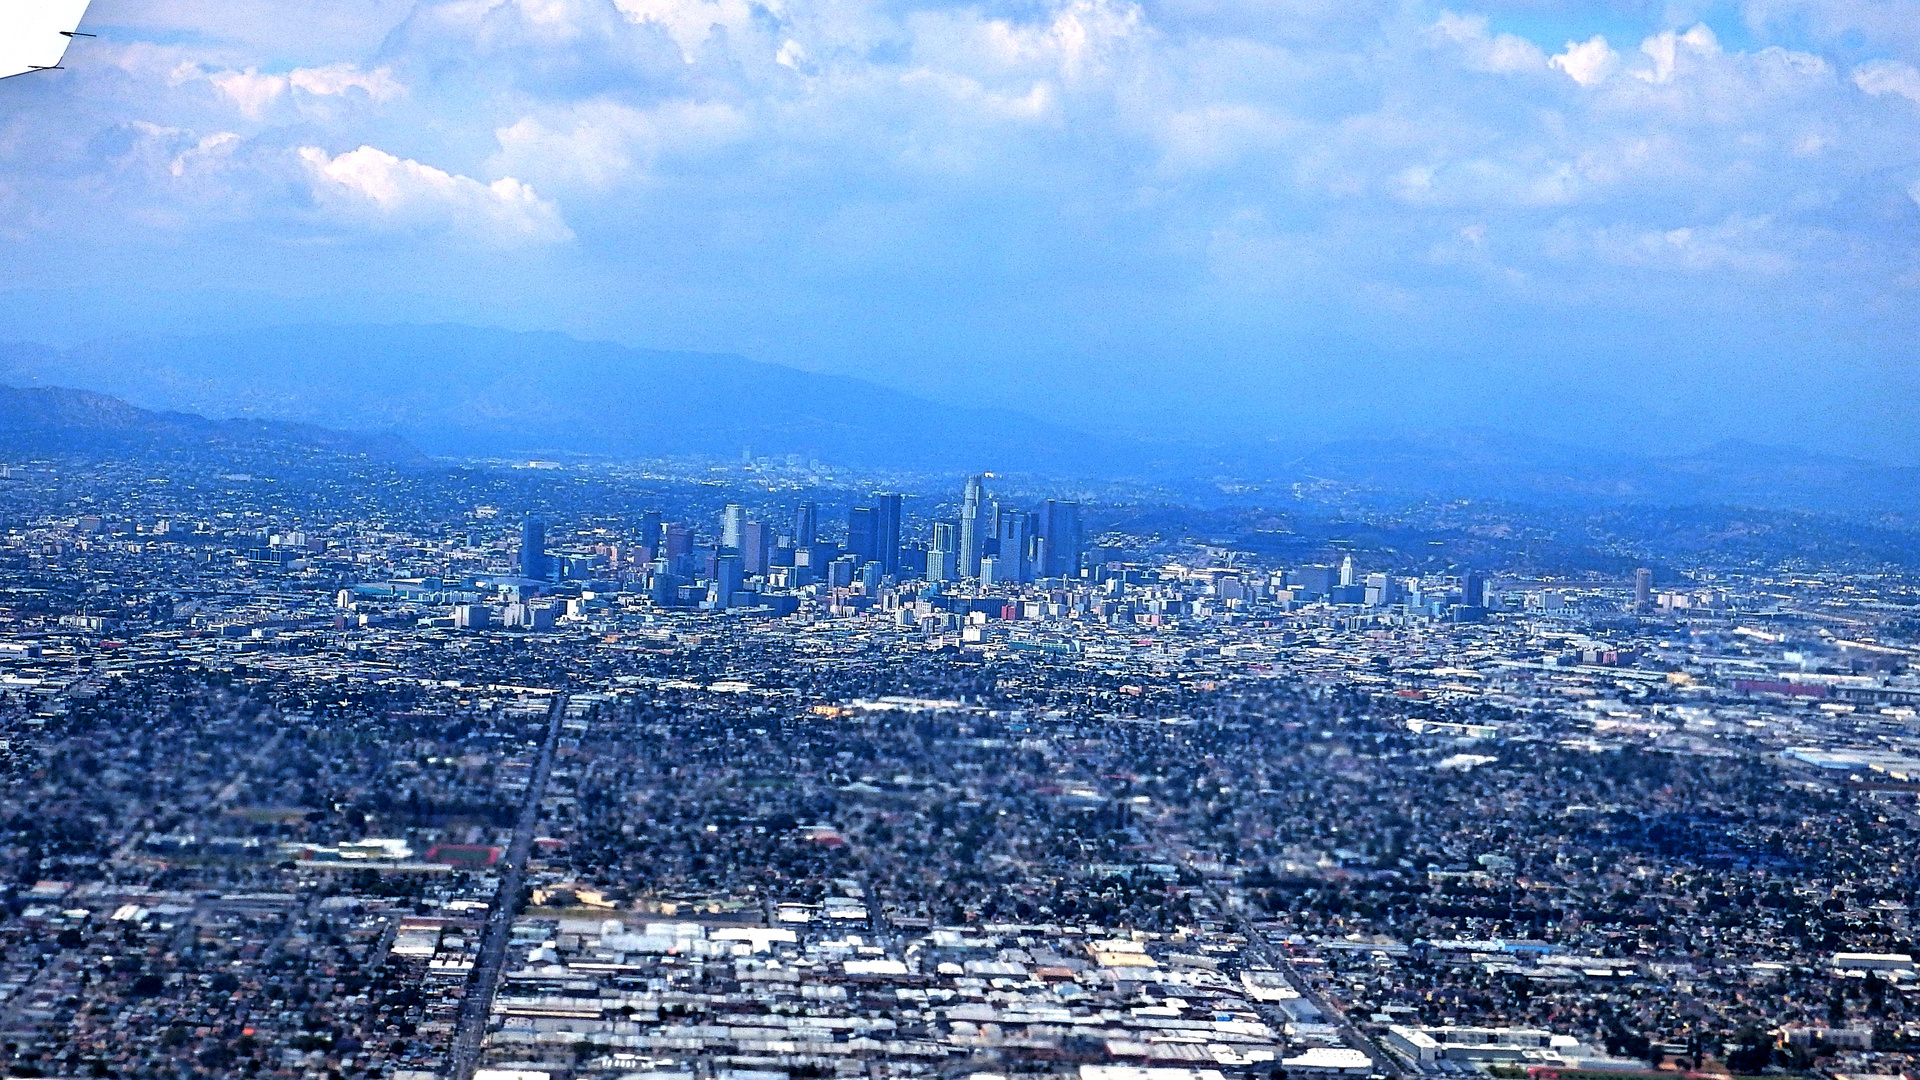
xmin=611 ymin=0 xmax=767 ymax=61
xmin=1550 ymin=35 xmax=1619 ymax=86
xmin=298 ymin=145 xmax=573 ymax=243
xmin=208 ymin=69 xmax=288 ymax=118
xmin=1637 ymin=25 xmax=1719 ymax=84
xmin=1425 ymin=13 xmax=1546 ymax=75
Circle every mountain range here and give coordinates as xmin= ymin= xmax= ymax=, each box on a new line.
xmin=2 ymin=324 xmax=1915 ymax=521
xmin=0 ymin=325 xmax=1117 ymax=471
xmin=0 ymin=383 xmax=418 ymax=461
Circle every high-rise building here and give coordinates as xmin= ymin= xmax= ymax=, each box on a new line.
xmin=636 ymin=510 xmax=664 ymax=565
xmin=664 ymin=524 xmax=692 ymax=561
xmin=663 ymin=523 xmax=694 ymax=576
xmin=1292 ymin=565 xmax=1336 ymax=597
xmin=713 ymin=554 xmax=743 ymax=608
xmin=1039 ymin=500 xmax=1083 ymax=578
xmin=1339 ymin=555 xmax=1355 ymax=588
xmin=1460 ymin=568 xmax=1487 ymax=609
xmin=741 ymin=520 xmax=769 ymax=575
xmin=721 ymin=504 xmax=747 ymax=550
xmin=792 ymin=502 xmax=818 ymax=546
xmin=648 ymin=564 xmax=676 ymax=605
xmin=519 ymin=517 xmax=549 ymax=581
xmin=959 ymin=475 xmax=986 ymax=578
xmin=1634 ymin=567 xmax=1653 ymax=610
xmin=1365 ymin=572 xmax=1401 ymax=607
xmin=997 ymin=508 xmax=1032 ymax=583
xmin=847 ymin=507 xmax=877 ymax=565
xmin=874 ymin=493 xmax=903 ymax=576
xmin=828 ymin=554 xmax=857 ymax=588
xmin=928 ymin=522 xmax=957 ymax=582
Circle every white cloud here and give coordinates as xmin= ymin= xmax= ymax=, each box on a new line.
xmin=1425 ymin=13 xmax=1546 ymax=75
xmin=913 ymin=0 xmax=1146 ymax=85
xmin=168 ymin=131 xmax=244 ymax=178
xmin=196 ymin=62 xmax=404 ymax=117
xmin=1636 ymin=24 xmax=1719 ymax=84
xmin=289 ymin=63 xmax=405 ymax=99
xmin=1854 ymin=59 xmax=1920 ymax=104
xmin=1550 ymin=35 xmax=1619 ymax=87
xmin=899 ymin=69 xmax=1060 ymax=122
xmin=298 ymin=145 xmax=572 ymax=243
xmin=209 ymin=69 xmax=288 ymax=118
xmin=489 ymin=99 xmax=749 ymax=189
xmin=612 ymin=0 xmax=767 ymax=61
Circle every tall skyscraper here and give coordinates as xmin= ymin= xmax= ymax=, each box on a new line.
xmin=847 ymin=507 xmax=877 ymax=565
xmin=792 ymin=502 xmax=818 ymax=546
xmin=639 ymin=510 xmax=663 ymax=561
xmin=713 ymin=554 xmax=743 ymax=608
xmin=997 ymin=508 xmax=1032 ymax=583
xmin=874 ymin=493 xmax=902 ymax=576
xmin=929 ymin=523 xmax=957 ymax=582
xmin=1460 ymin=568 xmax=1487 ymax=609
xmin=1339 ymin=554 xmax=1355 ymax=587
xmin=721 ymin=504 xmax=747 ymax=550
xmin=959 ymin=475 xmax=986 ymax=579
xmin=1039 ymin=499 xmax=1083 ymax=578
xmin=1634 ymin=567 xmax=1653 ymax=610
xmin=519 ymin=517 xmax=549 ymax=581
xmin=741 ymin=520 xmax=769 ymax=575
xmin=664 ymin=523 xmax=694 ymax=576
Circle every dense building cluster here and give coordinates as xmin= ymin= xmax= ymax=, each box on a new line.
xmin=0 ymin=445 xmax=1915 ymax=1080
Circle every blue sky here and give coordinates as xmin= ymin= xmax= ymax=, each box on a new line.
xmin=2 ymin=0 xmax=1919 ymax=460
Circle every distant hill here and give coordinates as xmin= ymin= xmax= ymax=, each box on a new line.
xmin=2 ymin=326 xmax=1915 ymax=523
xmin=0 ymin=325 xmax=1118 ymax=471
xmin=1249 ymin=430 xmax=1920 ymax=519
xmin=0 ymin=383 xmax=421 ymax=461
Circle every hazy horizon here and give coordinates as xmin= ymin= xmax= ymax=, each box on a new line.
xmin=8 ymin=319 xmax=1920 ymax=471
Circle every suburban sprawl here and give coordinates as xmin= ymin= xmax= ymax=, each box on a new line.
xmin=0 ymin=440 xmax=1916 ymax=1080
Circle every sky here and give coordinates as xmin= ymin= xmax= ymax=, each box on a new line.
xmin=1 ymin=0 xmax=1919 ymax=461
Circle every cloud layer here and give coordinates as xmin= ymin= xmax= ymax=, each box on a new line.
xmin=1 ymin=0 xmax=1918 ymax=458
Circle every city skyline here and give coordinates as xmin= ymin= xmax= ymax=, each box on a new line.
xmin=0 ymin=413 xmax=1915 ymax=1078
